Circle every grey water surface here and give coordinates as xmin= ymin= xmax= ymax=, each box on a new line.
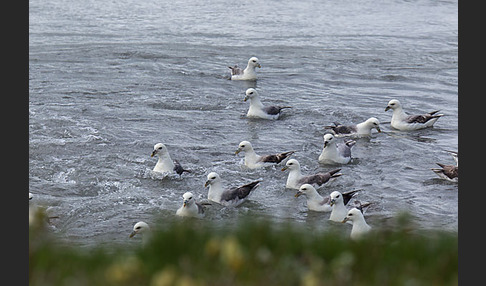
xmin=29 ymin=0 xmax=458 ymax=246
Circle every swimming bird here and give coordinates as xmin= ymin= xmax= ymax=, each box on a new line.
xmin=244 ymin=88 xmax=292 ymax=120
xmin=385 ymin=99 xmax=443 ymax=130
xmin=235 ymin=140 xmax=295 ymax=169
xmin=328 ymin=190 xmax=362 ymax=222
xmin=204 ymin=172 xmax=261 ymax=207
xmin=228 ymin=57 xmax=261 ymax=80
xmin=151 ymin=143 xmax=191 ymax=176
xmin=294 ymin=184 xmax=358 ymax=213
xmin=129 ymin=221 xmax=151 ymax=245
xmin=431 ymin=150 xmax=458 ymax=182
xmin=318 ymin=134 xmax=355 ymax=165
xmin=342 ymin=208 xmax=372 ymax=240
xmin=281 ymin=159 xmax=342 ymax=189
xmin=176 ymin=192 xmax=205 ymax=218
xmin=325 ymin=117 xmax=382 ymax=137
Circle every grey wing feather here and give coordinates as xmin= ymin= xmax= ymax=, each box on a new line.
xmin=173 ymin=160 xmax=191 ymax=176
xmin=259 ymin=151 xmax=295 ymax=164
xmin=436 ymin=163 xmax=458 ymax=179
xmin=299 ymin=168 xmax=342 ymax=186
xmin=262 ymin=106 xmax=292 ymax=116
xmin=221 ymin=181 xmax=261 ymax=203
xmin=228 ymin=65 xmax=244 ymax=76
xmin=337 ymin=141 xmax=355 ymax=158
xmin=318 ymin=196 xmax=331 ymax=206
xmin=342 ymin=190 xmax=359 ymax=205
xmin=405 ymin=111 xmax=442 ymax=124
xmin=195 ymin=202 xmax=205 ymax=214
xmin=325 ymin=123 xmax=357 ymax=135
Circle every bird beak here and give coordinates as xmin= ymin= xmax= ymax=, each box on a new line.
xmin=235 ymin=149 xmax=241 ymax=155
xmin=204 ymin=180 xmax=210 ymax=188
xmin=281 ymin=166 xmax=288 ymax=171
xmin=244 ymin=96 xmax=249 ymax=102
xmin=330 ymin=199 xmax=336 ymax=206
xmin=385 ymin=106 xmax=391 ymax=111
xmin=376 ymin=126 xmax=382 ymax=133
xmin=183 ymin=201 xmax=188 ymax=207
xmin=295 ymin=191 xmax=303 ymax=198
xmin=150 ymin=150 xmax=157 ymax=157
xmin=341 ymin=217 xmax=349 ymax=223
xmin=129 ymin=231 xmax=137 ymax=238
xmin=257 ymin=63 xmax=261 ymax=68
xmin=323 ymin=141 xmax=329 ymax=148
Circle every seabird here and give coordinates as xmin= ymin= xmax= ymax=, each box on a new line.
xmin=204 ymin=172 xmax=261 ymax=207
xmin=228 ymin=57 xmax=261 ymax=80
xmin=328 ymin=190 xmax=364 ymax=222
xmin=325 ymin=117 xmax=381 ymax=137
xmin=431 ymin=150 xmax=458 ymax=182
xmin=151 ymin=143 xmax=191 ymax=176
xmin=342 ymin=208 xmax=372 ymax=240
xmin=176 ymin=192 xmax=205 ymax=218
xmin=294 ymin=184 xmax=358 ymax=213
xmin=129 ymin=221 xmax=151 ymax=245
xmin=244 ymin=88 xmax=292 ymax=120
xmin=281 ymin=159 xmax=342 ymax=189
xmin=318 ymin=134 xmax=355 ymax=165
xmin=235 ymin=140 xmax=295 ymax=169
xmin=385 ymin=99 xmax=443 ymax=130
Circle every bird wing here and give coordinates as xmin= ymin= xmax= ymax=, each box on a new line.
xmin=259 ymin=151 xmax=295 ymax=164
xmin=299 ymin=168 xmax=342 ymax=186
xmin=228 ymin=65 xmax=244 ymax=76
xmin=405 ymin=111 xmax=442 ymax=124
xmin=221 ymin=181 xmax=261 ymax=204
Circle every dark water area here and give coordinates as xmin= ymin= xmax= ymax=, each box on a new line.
xmin=29 ymin=0 xmax=458 ymax=246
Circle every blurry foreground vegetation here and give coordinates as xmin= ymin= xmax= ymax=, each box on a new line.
xmin=30 ymin=211 xmax=457 ymax=286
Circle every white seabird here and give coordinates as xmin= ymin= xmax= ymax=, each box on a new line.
xmin=228 ymin=57 xmax=261 ymax=80
xmin=325 ymin=117 xmax=382 ymax=137
xmin=235 ymin=140 xmax=295 ymax=169
xmin=244 ymin=88 xmax=291 ymax=120
xmin=385 ymin=99 xmax=443 ymax=131
xmin=176 ymin=192 xmax=205 ymax=218
xmin=151 ymin=143 xmax=190 ymax=176
xmin=318 ymin=134 xmax=355 ymax=165
xmin=129 ymin=221 xmax=151 ymax=245
xmin=294 ymin=184 xmax=358 ymax=213
xmin=281 ymin=159 xmax=342 ymax=190
xmin=342 ymin=208 xmax=372 ymax=240
xmin=204 ymin=172 xmax=261 ymax=207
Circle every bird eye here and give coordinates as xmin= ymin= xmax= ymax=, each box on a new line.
xmin=211 ymin=177 xmax=216 ymax=180
xmin=188 ymin=197 xmax=192 ymax=200
xmin=302 ymin=188 xmax=307 ymax=191
xmin=241 ymin=145 xmax=245 ymax=148
xmin=288 ymin=163 xmax=293 ymax=165
xmin=135 ymin=226 xmax=141 ymax=229
xmin=348 ymin=213 xmax=353 ymax=216
xmin=158 ymin=146 xmax=162 ymax=149
xmin=336 ymin=195 xmax=340 ymax=198
xmin=252 ymin=60 xmax=256 ymax=62
xmin=249 ymin=92 xmax=253 ymax=95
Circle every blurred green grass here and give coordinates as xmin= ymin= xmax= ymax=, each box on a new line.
xmin=29 ymin=212 xmax=457 ymax=286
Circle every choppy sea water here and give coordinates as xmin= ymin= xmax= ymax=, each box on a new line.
xmin=29 ymin=0 xmax=458 ymax=246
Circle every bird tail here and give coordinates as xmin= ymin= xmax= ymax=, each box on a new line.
xmin=328 ymin=168 xmax=342 ymax=178
xmin=353 ymin=200 xmax=372 ymax=213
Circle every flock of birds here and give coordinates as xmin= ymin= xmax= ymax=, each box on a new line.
xmin=126 ymin=56 xmax=458 ymax=243
xmin=30 ymin=56 xmax=458 ymax=243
